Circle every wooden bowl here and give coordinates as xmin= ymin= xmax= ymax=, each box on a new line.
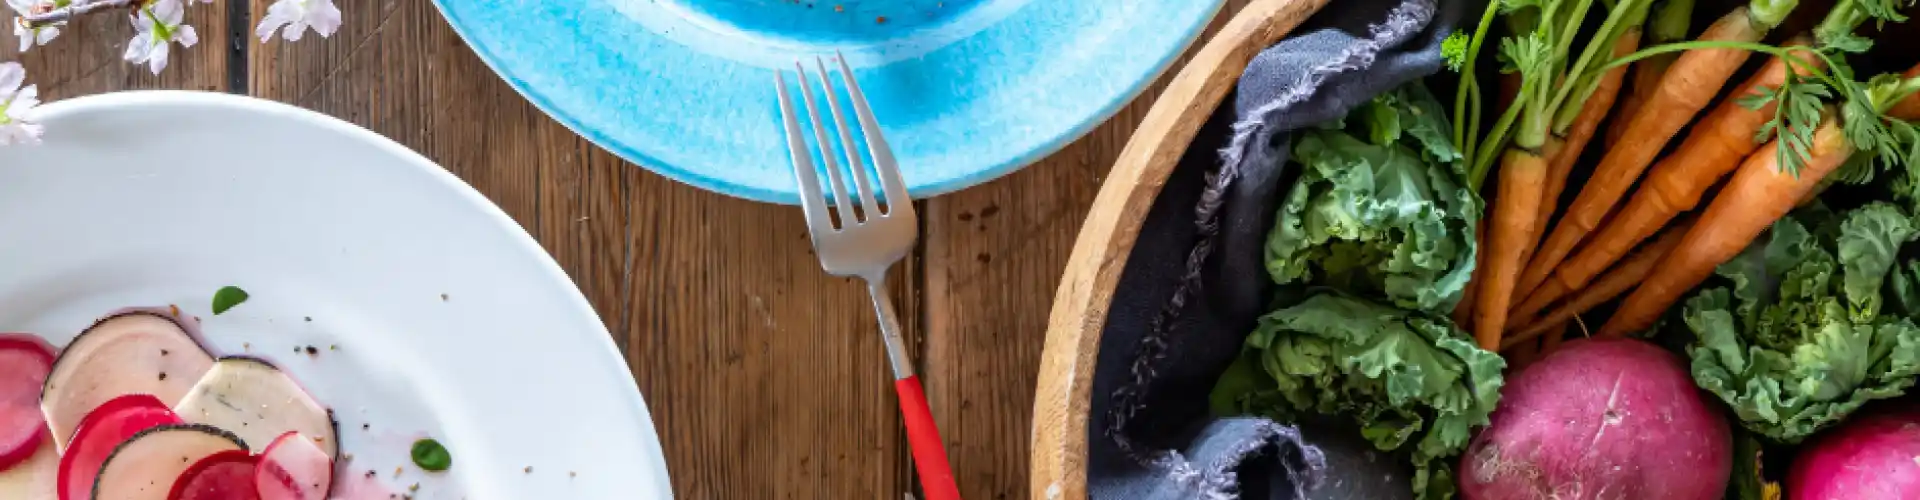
xmin=1028 ymin=0 xmax=1330 ymax=497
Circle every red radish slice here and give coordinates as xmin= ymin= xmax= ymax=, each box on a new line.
xmin=92 ymin=424 xmax=246 ymax=500
xmin=175 ymin=357 xmax=338 ymax=458
xmin=42 ymin=311 xmax=214 ymax=452
xmin=255 ymin=432 xmax=332 ymax=500
xmin=168 ymin=450 xmax=260 ymax=500
xmin=0 ymin=333 xmax=55 ymax=471
xmin=57 ymin=394 xmax=182 ymax=500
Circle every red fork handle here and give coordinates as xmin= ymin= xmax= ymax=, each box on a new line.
xmin=895 ymin=376 xmax=961 ymax=500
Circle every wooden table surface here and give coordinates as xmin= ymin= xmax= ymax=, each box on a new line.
xmin=4 ymin=0 xmax=1252 ymax=497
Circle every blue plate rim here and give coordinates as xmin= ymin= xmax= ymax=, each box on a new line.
xmin=426 ymin=0 xmax=1229 ymax=205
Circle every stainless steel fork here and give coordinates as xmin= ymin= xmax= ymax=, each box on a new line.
xmin=775 ymin=56 xmax=961 ymax=500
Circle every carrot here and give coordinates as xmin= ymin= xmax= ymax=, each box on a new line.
xmin=1600 ymin=115 xmax=1851 ymax=337
xmin=1512 ymin=7 xmax=1769 ymax=301
xmin=1512 ymin=39 xmax=1823 ymax=322
xmin=1506 ymin=216 xmax=1693 ymax=348
xmin=1475 ymin=148 xmax=1549 ymax=349
xmin=1517 ymin=136 xmax=1568 ymax=269
xmin=1608 ymin=0 xmax=1696 ymax=145
xmin=1522 ymin=30 xmax=1640 ymax=270
xmin=1893 ymin=63 xmax=1920 ymax=120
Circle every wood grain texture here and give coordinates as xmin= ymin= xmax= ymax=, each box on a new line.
xmin=1022 ymin=0 xmax=1329 ymax=497
xmin=245 ymin=1 xmax=913 ymax=497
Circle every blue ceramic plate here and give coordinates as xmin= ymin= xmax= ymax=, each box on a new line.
xmin=430 ymin=0 xmax=1227 ymax=203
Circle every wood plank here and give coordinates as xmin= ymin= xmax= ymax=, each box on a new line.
xmin=246 ymin=1 xmax=915 ymax=497
xmin=2 ymin=0 xmax=230 ymax=98
xmin=919 ymin=1 xmax=1256 ymax=497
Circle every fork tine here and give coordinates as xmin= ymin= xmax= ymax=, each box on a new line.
xmin=795 ymin=62 xmax=859 ymax=226
xmin=776 ymin=71 xmax=833 ymax=231
xmin=816 ymin=57 xmax=881 ymax=218
xmin=835 ymin=52 xmax=908 ymax=216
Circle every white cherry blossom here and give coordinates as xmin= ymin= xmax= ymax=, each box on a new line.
xmin=0 ymin=62 xmax=43 ymax=146
xmin=8 ymin=0 xmax=60 ymax=52
xmin=256 ymin=0 xmax=339 ymax=43
xmin=123 ymin=0 xmax=197 ymax=75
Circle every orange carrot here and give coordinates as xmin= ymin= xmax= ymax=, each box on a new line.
xmin=1518 ymin=136 xmax=1568 ymax=269
xmin=1523 ymin=30 xmax=1639 ymax=270
xmin=1893 ymin=63 xmax=1920 ymax=120
xmin=1600 ymin=115 xmax=1852 ymax=337
xmin=1512 ymin=9 xmax=1766 ymax=301
xmin=1513 ymin=40 xmax=1823 ymax=322
xmin=1474 ymin=148 xmax=1549 ymax=350
xmin=1608 ymin=0 xmax=1695 ymax=145
xmin=1507 ymin=216 xmax=1692 ymax=348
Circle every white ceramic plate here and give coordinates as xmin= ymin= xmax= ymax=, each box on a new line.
xmin=0 ymin=92 xmax=672 ymax=499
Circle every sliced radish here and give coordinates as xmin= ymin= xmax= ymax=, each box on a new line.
xmin=57 ymin=394 xmax=183 ymax=500
xmin=168 ymin=450 xmax=260 ymax=500
xmin=174 ymin=357 xmax=338 ymax=458
xmin=42 ymin=311 xmax=214 ymax=451
xmin=255 ymin=431 xmax=332 ymax=500
xmin=92 ymin=424 xmax=246 ymax=500
xmin=0 ymin=333 xmax=55 ymax=471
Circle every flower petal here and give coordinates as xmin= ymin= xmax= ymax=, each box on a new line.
xmin=13 ymin=22 xmax=31 ymax=53
xmin=153 ymin=0 xmax=184 ymax=24
xmin=175 ymin=24 xmax=196 ymax=47
xmin=0 ymin=62 xmax=22 ymax=96
xmin=255 ymin=15 xmax=290 ymax=42
xmin=309 ymin=0 xmax=341 ymax=37
xmin=280 ymin=21 xmax=304 ymax=42
xmin=123 ymin=33 xmax=152 ymax=63
xmin=9 ymin=85 xmax=38 ymax=117
xmin=146 ymin=43 xmax=169 ymax=74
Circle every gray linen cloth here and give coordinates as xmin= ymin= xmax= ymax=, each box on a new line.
xmin=1085 ymin=0 xmax=1462 ymax=498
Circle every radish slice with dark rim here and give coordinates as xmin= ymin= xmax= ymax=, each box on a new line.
xmin=57 ymin=394 xmax=182 ymax=500
xmin=174 ymin=357 xmax=338 ymax=458
xmin=42 ymin=310 xmax=214 ymax=452
xmin=168 ymin=450 xmax=260 ymax=500
xmin=91 ymin=424 xmax=246 ymax=500
xmin=0 ymin=333 xmax=55 ymax=472
xmin=255 ymin=431 xmax=332 ymax=500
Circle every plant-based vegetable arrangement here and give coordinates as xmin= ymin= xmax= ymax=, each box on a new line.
xmin=1212 ymin=0 xmax=1920 ymax=498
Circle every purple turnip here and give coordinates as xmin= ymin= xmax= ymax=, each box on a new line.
xmin=1458 ymin=338 xmax=1731 ymax=499
xmin=1788 ymin=404 xmax=1920 ymax=499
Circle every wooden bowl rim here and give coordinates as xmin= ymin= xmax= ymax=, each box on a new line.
xmin=1027 ymin=0 xmax=1331 ymax=497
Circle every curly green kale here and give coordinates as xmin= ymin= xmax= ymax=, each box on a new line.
xmin=1686 ymin=202 xmax=1920 ymax=443
xmin=1266 ymin=82 xmax=1480 ymax=314
xmin=1211 ymin=292 xmax=1504 ymax=500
